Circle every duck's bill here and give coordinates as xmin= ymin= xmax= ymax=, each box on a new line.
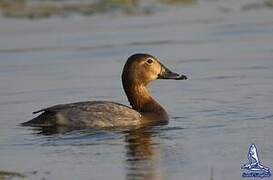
xmin=158 ymin=64 xmax=187 ymax=80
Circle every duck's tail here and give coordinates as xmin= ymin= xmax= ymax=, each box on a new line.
xmin=21 ymin=112 xmax=56 ymax=127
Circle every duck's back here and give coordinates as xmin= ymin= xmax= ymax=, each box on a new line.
xmin=22 ymin=101 xmax=141 ymax=128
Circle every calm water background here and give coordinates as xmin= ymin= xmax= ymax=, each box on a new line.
xmin=0 ymin=0 xmax=273 ymax=179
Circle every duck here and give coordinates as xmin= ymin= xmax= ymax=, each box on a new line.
xmin=21 ymin=53 xmax=187 ymax=129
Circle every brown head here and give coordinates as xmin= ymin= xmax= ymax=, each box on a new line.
xmin=122 ymin=53 xmax=187 ymax=112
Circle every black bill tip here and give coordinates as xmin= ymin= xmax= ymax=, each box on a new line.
xmin=175 ymin=74 xmax=187 ymax=80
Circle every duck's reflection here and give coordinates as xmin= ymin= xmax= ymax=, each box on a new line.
xmin=125 ymin=128 xmax=162 ymax=180
xmin=27 ymin=126 xmax=75 ymax=135
xmin=26 ymin=126 xmax=163 ymax=180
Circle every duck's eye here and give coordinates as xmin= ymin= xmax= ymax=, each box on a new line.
xmin=146 ymin=58 xmax=153 ymax=64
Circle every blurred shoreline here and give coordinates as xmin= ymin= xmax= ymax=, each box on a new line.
xmin=1 ymin=0 xmax=273 ymax=53
xmin=0 ymin=0 xmax=272 ymax=19
xmin=0 ymin=0 xmax=197 ymax=19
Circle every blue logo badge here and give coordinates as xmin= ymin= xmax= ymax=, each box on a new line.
xmin=241 ymin=144 xmax=271 ymax=178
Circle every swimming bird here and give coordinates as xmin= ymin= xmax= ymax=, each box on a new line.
xmin=21 ymin=53 xmax=187 ymax=129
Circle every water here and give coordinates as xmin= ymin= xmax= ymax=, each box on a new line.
xmin=1 ymin=1 xmax=273 ymax=179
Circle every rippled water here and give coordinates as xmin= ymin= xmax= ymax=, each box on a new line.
xmin=1 ymin=1 xmax=273 ymax=179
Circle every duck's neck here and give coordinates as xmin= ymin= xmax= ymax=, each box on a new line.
xmin=123 ymin=83 xmax=165 ymax=114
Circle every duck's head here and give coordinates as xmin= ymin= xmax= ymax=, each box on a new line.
xmin=122 ymin=53 xmax=187 ymax=112
xmin=122 ymin=53 xmax=187 ymax=86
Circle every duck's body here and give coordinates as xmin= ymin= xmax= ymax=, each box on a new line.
xmin=22 ymin=54 xmax=187 ymax=129
xmin=22 ymin=101 xmax=141 ymax=128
